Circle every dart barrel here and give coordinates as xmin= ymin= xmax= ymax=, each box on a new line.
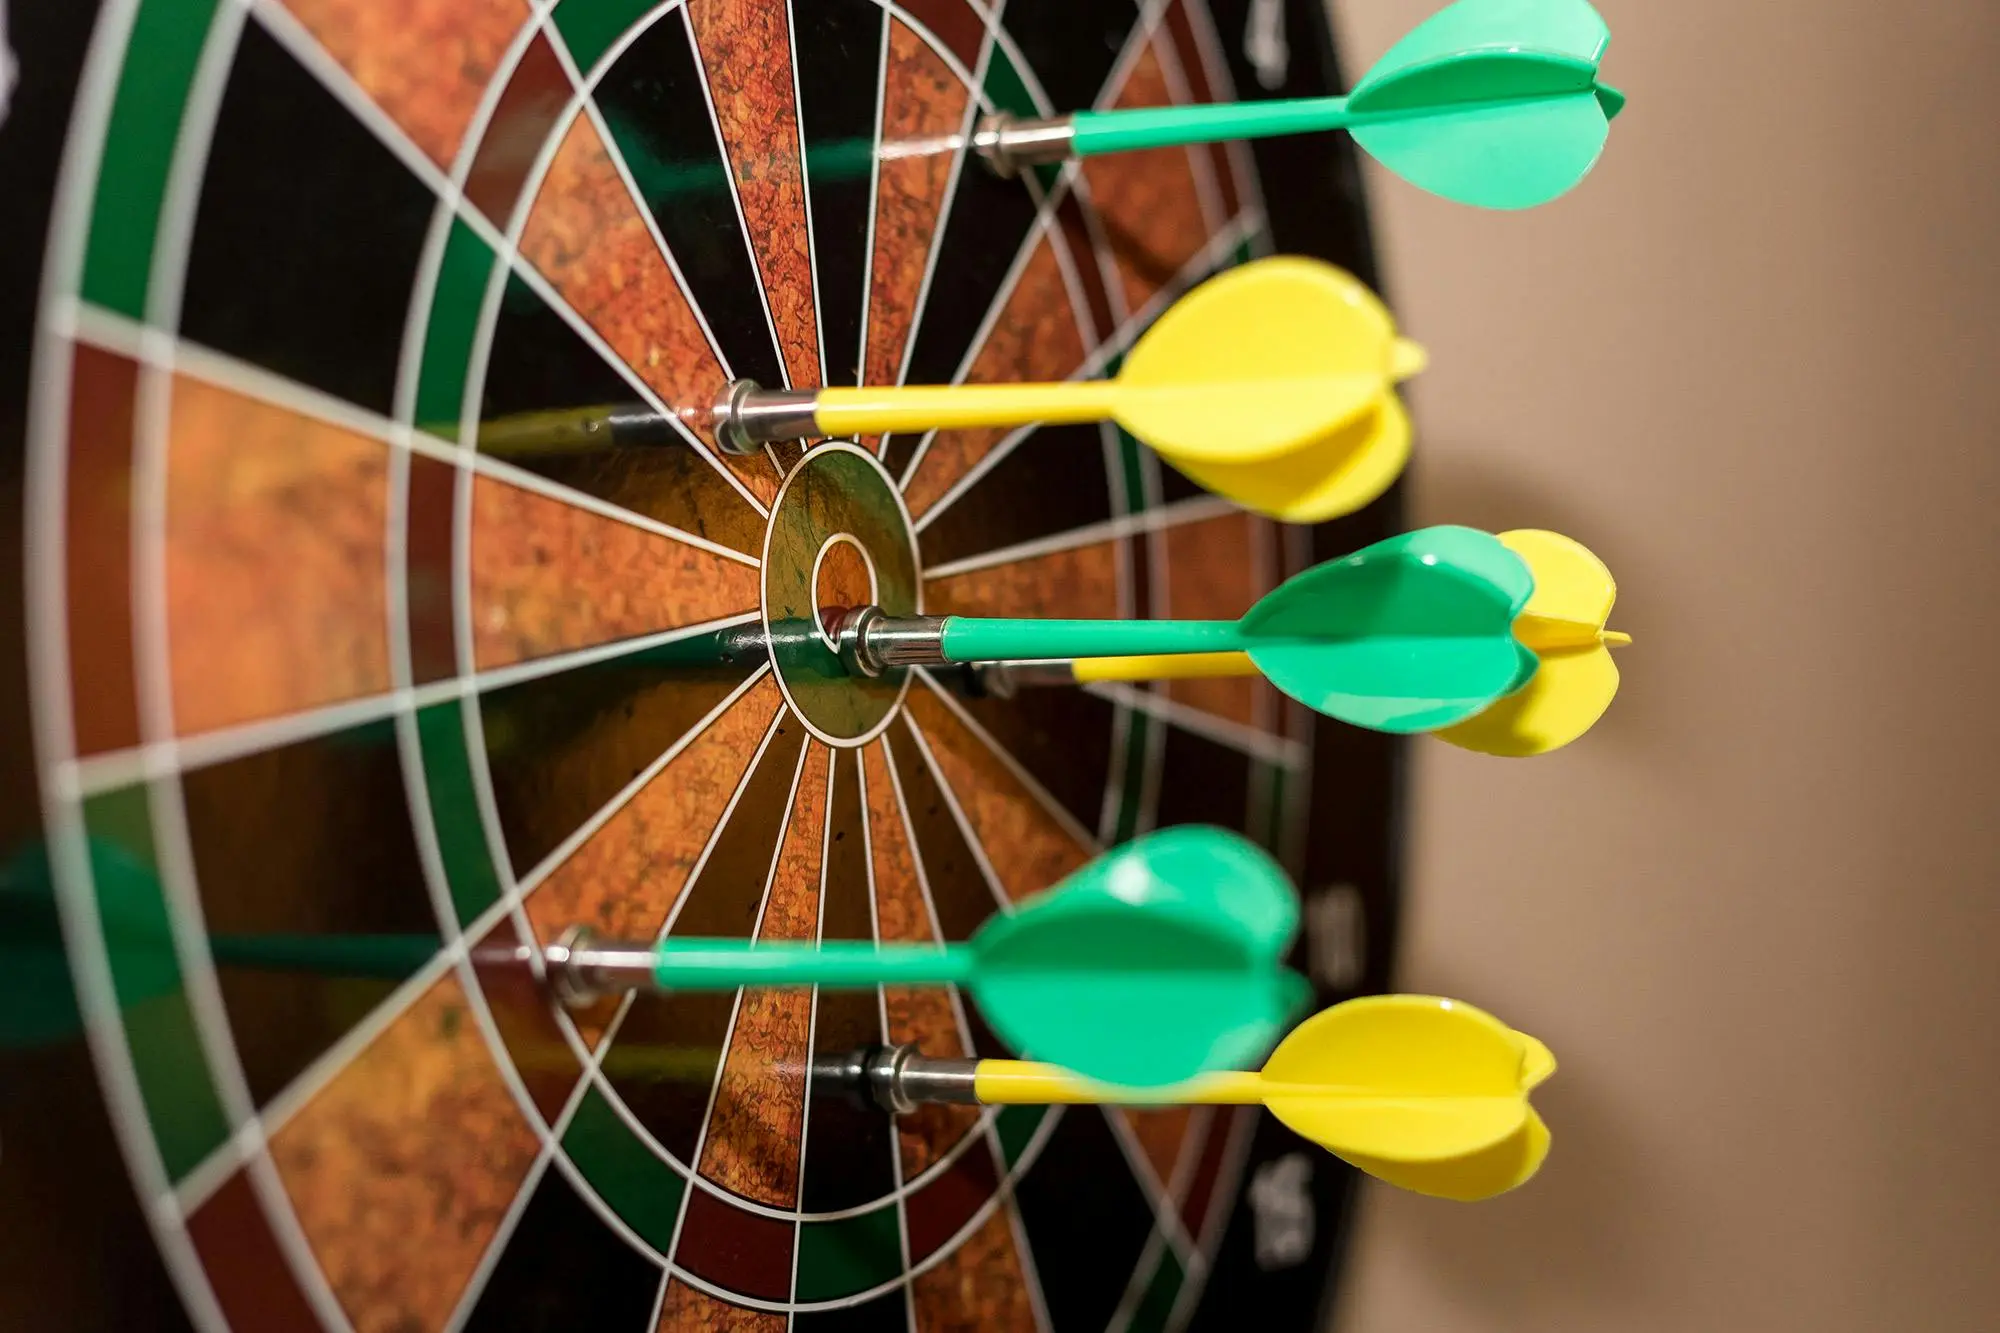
xmin=971 ymin=112 xmax=1077 ymax=177
xmin=543 ymin=928 xmax=664 ymax=1008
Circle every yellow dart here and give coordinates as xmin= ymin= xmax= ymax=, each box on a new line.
xmin=1435 ymin=529 xmax=1628 ymax=757
xmin=866 ymin=994 xmax=1554 ymax=1202
xmin=712 ymin=256 xmax=1425 ymax=523
xmin=984 ymin=528 xmax=1626 ymax=756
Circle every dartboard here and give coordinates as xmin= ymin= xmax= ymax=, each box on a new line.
xmin=1 ymin=0 xmax=1401 ymax=1328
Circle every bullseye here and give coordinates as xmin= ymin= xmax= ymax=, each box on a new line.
xmin=759 ymin=443 xmax=919 ymax=747
xmin=810 ymin=534 xmax=879 ymax=643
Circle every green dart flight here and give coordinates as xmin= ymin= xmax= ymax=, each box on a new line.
xmin=838 ymin=525 xmax=1540 ymax=735
xmin=976 ymin=0 xmax=1624 ymax=210
xmin=553 ymin=826 xmax=1310 ymax=1088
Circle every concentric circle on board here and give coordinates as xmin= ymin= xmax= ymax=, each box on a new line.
xmin=14 ymin=0 xmax=1395 ymax=1328
xmin=760 ymin=442 xmax=919 ymax=748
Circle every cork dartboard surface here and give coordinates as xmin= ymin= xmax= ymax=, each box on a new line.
xmin=0 ymin=1 xmax=1403 ymax=1328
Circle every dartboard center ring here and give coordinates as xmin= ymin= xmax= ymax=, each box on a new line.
xmin=759 ymin=442 xmax=920 ymax=748
xmin=809 ymin=533 xmax=880 ymax=648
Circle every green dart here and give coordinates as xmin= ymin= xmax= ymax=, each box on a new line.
xmin=550 ymin=826 xmax=1310 ymax=1088
xmin=977 ymin=0 xmax=1624 ymax=210
xmin=837 ymin=526 xmax=1539 ymax=735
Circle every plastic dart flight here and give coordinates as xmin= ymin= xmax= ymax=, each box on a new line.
xmin=1005 ymin=530 xmax=1628 ymax=755
xmin=551 ymin=827 xmax=1311 ymax=1088
xmin=868 ymin=995 xmax=1556 ymax=1202
xmin=841 ymin=526 xmax=1538 ymax=734
xmin=714 ymin=257 xmax=1423 ymax=525
xmin=977 ymin=0 xmax=1623 ymax=211
xmin=1436 ymin=529 xmax=1628 ymax=756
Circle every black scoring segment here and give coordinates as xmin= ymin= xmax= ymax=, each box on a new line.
xmin=1013 ymin=1107 xmax=1156 ymax=1330
xmin=878 ymin=146 xmax=1040 ymax=477
xmin=884 ymin=721 xmax=995 ymax=943
xmin=592 ymin=10 xmax=785 ymax=389
xmin=178 ymin=720 xmax=439 ymax=1107
xmin=661 ymin=720 xmax=811 ymax=940
xmin=477 ymin=271 xmax=766 ymax=555
xmin=954 ymin=685 xmax=1117 ymax=838
xmin=461 ymin=1166 xmax=661 ymax=1331
xmin=602 ymin=990 xmax=737 ymax=1167
xmin=1001 ymin=0 xmax=1143 ymax=115
xmin=800 ymin=750 xmax=897 ymax=1213
xmin=477 ymin=654 xmax=755 ymax=882
xmin=793 ymin=0 xmax=886 ymax=387
xmin=181 ymin=21 xmax=432 ymax=416
xmin=1156 ymin=454 xmax=1213 ymax=506
xmin=478 ymin=269 xmax=648 ymax=416
xmin=1154 ymin=720 xmax=1256 ymax=839
xmin=587 ymin=715 xmax=811 ymax=1160
xmin=915 ymin=422 xmax=1115 ymax=569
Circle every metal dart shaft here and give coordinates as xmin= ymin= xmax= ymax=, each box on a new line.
xmin=971 ymin=112 xmax=1078 ymax=177
xmin=834 ymin=606 xmax=951 ymax=676
xmin=860 ymin=1044 xmax=983 ymax=1113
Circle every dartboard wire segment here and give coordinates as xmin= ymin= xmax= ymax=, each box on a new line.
xmin=259 ymin=0 xmax=789 ymax=515
xmin=462 ymin=3 xmax=795 ymax=502
xmin=19 ymin=1 xmax=1430 ymax=1331
xmin=862 ymin=725 xmax=1067 ymax=1326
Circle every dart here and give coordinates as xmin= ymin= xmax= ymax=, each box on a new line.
xmin=978 ymin=529 xmax=1629 ymax=755
xmin=841 ymin=525 xmax=1538 ymax=734
xmin=977 ymin=0 xmax=1623 ymax=211
xmin=714 ymin=256 xmax=1424 ymax=524
xmin=445 ymin=401 xmax=682 ymax=458
xmin=857 ymin=994 xmax=1554 ymax=1202
xmin=548 ymin=826 xmax=1310 ymax=1088
xmin=1436 ymin=528 xmax=1628 ymax=755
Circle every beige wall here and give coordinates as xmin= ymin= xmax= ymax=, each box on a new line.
xmin=1327 ymin=1 xmax=2000 ymax=1329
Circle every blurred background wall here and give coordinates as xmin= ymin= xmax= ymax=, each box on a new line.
xmin=1328 ymin=1 xmax=2000 ymax=1329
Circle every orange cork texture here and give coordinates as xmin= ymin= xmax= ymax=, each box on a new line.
xmin=523 ymin=675 xmax=783 ymax=941
xmin=657 ymin=1279 xmax=787 ymax=1332
xmin=689 ymin=0 xmax=820 ymax=389
xmin=698 ymin=744 xmax=829 ymax=1206
xmin=1084 ymin=40 xmax=1215 ymax=317
xmin=912 ymin=1204 xmax=1036 ymax=1333
xmin=519 ymin=114 xmax=780 ymax=504
xmin=904 ymin=689 xmax=1092 ymax=904
xmin=276 ymin=0 xmax=526 ymax=169
xmin=863 ymin=741 xmax=983 ymax=1175
xmin=468 ymin=474 xmax=759 ymax=670
xmin=165 ymin=376 xmax=391 ymax=737
xmin=863 ymin=18 xmax=969 ymax=408
xmin=271 ymin=972 xmax=540 ymax=1333
xmin=522 ymin=675 xmax=783 ymax=1046
xmin=903 ymin=235 xmax=1087 ymax=517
